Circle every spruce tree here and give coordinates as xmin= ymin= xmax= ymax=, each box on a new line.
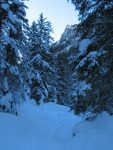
xmin=70 ymin=0 xmax=113 ymax=118
xmin=0 ymin=0 xmax=28 ymax=113
xmin=28 ymin=14 xmax=55 ymax=104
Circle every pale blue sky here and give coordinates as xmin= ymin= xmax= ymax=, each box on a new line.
xmin=25 ymin=0 xmax=78 ymax=41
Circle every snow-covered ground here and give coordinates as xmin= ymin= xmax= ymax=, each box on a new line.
xmin=0 ymin=102 xmax=113 ymax=150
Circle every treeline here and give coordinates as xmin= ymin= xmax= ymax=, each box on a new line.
xmin=54 ymin=0 xmax=113 ymax=119
xmin=0 ymin=0 xmax=56 ymax=114
xmin=0 ymin=0 xmax=113 ymax=120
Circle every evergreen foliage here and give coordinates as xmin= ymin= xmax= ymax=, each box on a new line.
xmin=0 ymin=0 xmax=28 ymax=113
xmin=28 ymin=13 xmax=56 ymax=104
xmin=0 ymin=0 xmax=113 ymax=120
xmin=69 ymin=0 xmax=113 ymax=118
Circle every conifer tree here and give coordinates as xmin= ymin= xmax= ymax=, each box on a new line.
xmin=28 ymin=14 xmax=55 ymax=104
xmin=69 ymin=0 xmax=113 ymax=118
xmin=0 ymin=0 xmax=28 ymax=113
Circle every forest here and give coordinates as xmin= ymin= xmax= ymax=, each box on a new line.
xmin=0 ymin=0 xmax=113 ymax=119
xmin=0 ymin=1 xmax=113 ymax=149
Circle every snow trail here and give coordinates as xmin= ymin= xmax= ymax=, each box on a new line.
xmin=0 ymin=102 xmax=113 ymax=150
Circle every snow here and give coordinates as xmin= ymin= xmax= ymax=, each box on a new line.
xmin=79 ymin=39 xmax=91 ymax=54
xmin=75 ymin=51 xmax=101 ymax=71
xmin=0 ymin=93 xmax=12 ymax=106
xmin=0 ymin=102 xmax=113 ymax=150
xmin=5 ymin=22 xmax=17 ymax=34
xmin=68 ymin=39 xmax=91 ymax=65
xmin=1 ymin=4 xmax=9 ymax=10
xmin=8 ymin=10 xmax=17 ymax=23
xmin=3 ymin=77 xmax=9 ymax=92
xmin=73 ymin=81 xmax=91 ymax=97
xmin=10 ymin=66 xmax=19 ymax=75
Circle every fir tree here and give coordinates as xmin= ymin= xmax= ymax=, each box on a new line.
xmin=0 ymin=0 xmax=28 ymax=113
xmin=28 ymin=14 xmax=55 ymax=104
xmin=70 ymin=0 xmax=113 ymax=118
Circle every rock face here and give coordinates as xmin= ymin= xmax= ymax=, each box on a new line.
xmin=52 ymin=24 xmax=79 ymax=106
xmin=58 ymin=24 xmax=78 ymax=49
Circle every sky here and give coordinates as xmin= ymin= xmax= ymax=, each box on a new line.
xmin=25 ymin=0 xmax=79 ymax=41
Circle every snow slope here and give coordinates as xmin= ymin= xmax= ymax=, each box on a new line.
xmin=0 ymin=102 xmax=113 ymax=150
